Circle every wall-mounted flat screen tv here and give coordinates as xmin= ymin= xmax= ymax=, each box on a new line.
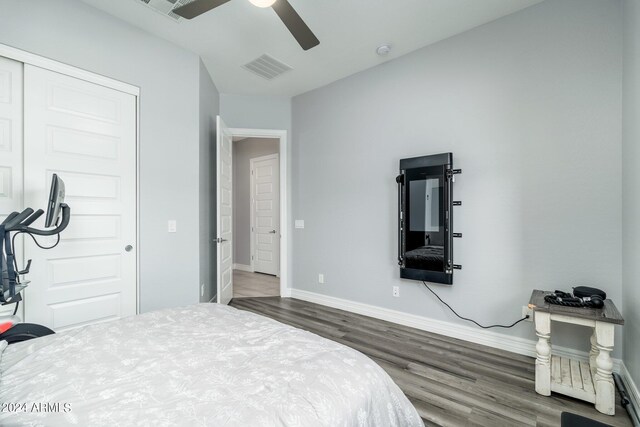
xmin=397 ymin=153 xmax=457 ymax=285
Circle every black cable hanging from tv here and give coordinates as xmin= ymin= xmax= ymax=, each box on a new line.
xmin=423 ymin=282 xmax=529 ymax=329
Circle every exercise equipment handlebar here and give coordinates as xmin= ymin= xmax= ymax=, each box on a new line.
xmin=21 ymin=209 xmax=44 ymax=227
xmin=5 ymin=209 xmax=34 ymax=230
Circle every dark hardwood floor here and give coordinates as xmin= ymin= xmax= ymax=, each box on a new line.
xmin=230 ymin=297 xmax=633 ymax=427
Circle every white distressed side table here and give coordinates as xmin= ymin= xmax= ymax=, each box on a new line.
xmin=529 ymin=290 xmax=624 ymax=415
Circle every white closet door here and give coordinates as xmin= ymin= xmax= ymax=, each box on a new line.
xmin=23 ymin=65 xmax=137 ymax=331
xmin=0 ymin=56 xmax=23 ymax=317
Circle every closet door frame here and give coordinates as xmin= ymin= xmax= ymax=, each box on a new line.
xmin=0 ymin=42 xmax=141 ymax=315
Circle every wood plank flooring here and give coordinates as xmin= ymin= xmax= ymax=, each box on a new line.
xmin=233 ymin=270 xmax=280 ymax=298
xmin=229 ymin=297 xmax=633 ymax=427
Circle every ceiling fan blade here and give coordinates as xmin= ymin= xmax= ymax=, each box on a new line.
xmin=173 ymin=0 xmax=233 ymax=19
xmin=271 ymin=0 xmax=319 ymax=51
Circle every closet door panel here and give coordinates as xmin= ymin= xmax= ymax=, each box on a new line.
xmin=0 ymin=57 xmax=23 ymax=218
xmin=23 ymin=65 xmax=137 ymax=331
xmin=0 ymin=56 xmax=23 ymax=317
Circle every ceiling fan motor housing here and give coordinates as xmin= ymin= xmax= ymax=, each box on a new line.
xmin=172 ymin=0 xmax=320 ymax=50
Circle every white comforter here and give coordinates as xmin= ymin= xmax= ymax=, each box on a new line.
xmin=0 ymin=303 xmax=423 ymax=427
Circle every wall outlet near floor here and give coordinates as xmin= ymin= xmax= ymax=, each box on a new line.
xmin=318 ymin=273 xmax=325 ymax=284
xmin=393 ymin=286 xmax=400 ymax=297
xmin=201 ymin=283 xmax=205 ymax=297
xmin=522 ymin=305 xmax=533 ymax=322
xmin=168 ymin=220 xmax=177 ymax=233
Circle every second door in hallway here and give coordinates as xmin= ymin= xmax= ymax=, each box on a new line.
xmin=251 ymin=154 xmax=279 ymax=276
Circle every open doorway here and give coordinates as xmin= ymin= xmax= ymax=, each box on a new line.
xmin=214 ymin=121 xmax=288 ymax=304
xmin=232 ymin=135 xmax=281 ymax=298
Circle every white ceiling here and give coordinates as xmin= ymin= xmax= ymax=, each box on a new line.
xmin=80 ymin=0 xmax=543 ymax=97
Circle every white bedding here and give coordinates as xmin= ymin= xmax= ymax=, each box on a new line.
xmin=0 ymin=303 xmax=423 ymax=427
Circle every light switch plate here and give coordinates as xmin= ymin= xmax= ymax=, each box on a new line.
xmin=168 ymin=220 xmax=177 ymax=233
xmin=295 ymin=220 xmax=305 ymax=229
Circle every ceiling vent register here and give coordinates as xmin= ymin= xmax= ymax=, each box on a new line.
xmin=243 ymin=54 xmax=293 ymax=80
xmin=135 ymin=0 xmax=196 ymax=22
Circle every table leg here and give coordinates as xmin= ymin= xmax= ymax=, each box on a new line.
xmin=594 ymin=322 xmax=615 ymax=415
xmin=589 ymin=328 xmax=598 ymax=376
xmin=535 ymin=311 xmax=551 ymax=396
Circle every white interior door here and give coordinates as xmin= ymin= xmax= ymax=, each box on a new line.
xmin=0 ymin=56 xmax=23 ymax=317
xmin=216 ymin=116 xmax=233 ymax=304
xmin=23 ymin=65 xmax=137 ymax=331
xmin=251 ymin=154 xmax=279 ymax=276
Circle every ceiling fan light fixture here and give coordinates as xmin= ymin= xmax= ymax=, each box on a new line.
xmin=174 ymin=0 xmax=319 ymax=50
xmin=249 ymin=0 xmax=276 ymax=8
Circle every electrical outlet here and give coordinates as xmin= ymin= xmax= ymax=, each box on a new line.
xmin=393 ymin=286 xmax=400 ymax=297
xmin=318 ymin=274 xmax=324 ymax=284
xmin=522 ymin=305 xmax=533 ymax=322
xmin=168 ymin=220 xmax=177 ymax=233
xmin=201 ymin=284 xmax=205 ymax=297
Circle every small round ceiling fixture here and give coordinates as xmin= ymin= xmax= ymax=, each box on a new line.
xmin=249 ymin=0 xmax=277 ymax=7
xmin=376 ymin=44 xmax=392 ymax=56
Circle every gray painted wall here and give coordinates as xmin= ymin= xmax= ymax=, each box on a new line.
xmin=233 ymin=138 xmax=279 ymax=266
xmin=220 ymin=94 xmax=291 ymax=131
xmin=0 ymin=0 xmax=208 ymax=312
xmin=622 ymin=0 xmax=640 ymax=388
xmin=199 ymin=59 xmax=220 ymax=303
xmin=292 ymin=0 xmax=623 ymax=355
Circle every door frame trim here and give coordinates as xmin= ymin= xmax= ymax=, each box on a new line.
xmin=0 ymin=42 xmax=141 ymax=314
xmin=229 ymin=128 xmax=289 ymax=297
xmin=0 ymin=43 xmax=140 ymax=96
xmin=249 ymin=153 xmax=280 ymax=276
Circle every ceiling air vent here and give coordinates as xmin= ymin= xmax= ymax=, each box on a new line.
xmin=243 ymin=54 xmax=293 ymax=80
xmin=135 ymin=0 xmax=194 ymax=22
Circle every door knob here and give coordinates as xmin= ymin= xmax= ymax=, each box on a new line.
xmin=125 ymin=245 xmax=133 ymax=252
xmin=216 ymin=238 xmax=228 ymax=243
xmin=269 ymin=230 xmax=277 ymax=234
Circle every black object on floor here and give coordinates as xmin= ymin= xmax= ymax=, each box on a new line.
xmin=561 ymin=412 xmax=613 ymax=427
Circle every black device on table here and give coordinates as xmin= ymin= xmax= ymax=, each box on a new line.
xmin=544 ymin=286 xmax=607 ymax=309
xmin=0 ymin=174 xmax=70 ymax=344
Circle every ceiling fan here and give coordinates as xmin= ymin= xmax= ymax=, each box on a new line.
xmin=173 ymin=0 xmax=320 ymax=51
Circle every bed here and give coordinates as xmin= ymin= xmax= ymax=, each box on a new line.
xmin=0 ymin=303 xmax=423 ymax=427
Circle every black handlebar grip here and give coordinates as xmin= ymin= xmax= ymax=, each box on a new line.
xmin=1 ymin=211 xmax=19 ymax=226
xmin=23 ymin=204 xmax=71 ymax=237
xmin=22 ymin=209 xmax=44 ymax=226
xmin=5 ymin=208 xmax=34 ymax=230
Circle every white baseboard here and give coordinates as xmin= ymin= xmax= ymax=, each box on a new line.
xmin=620 ymin=362 xmax=640 ymax=417
xmin=233 ymin=263 xmax=254 ymax=273
xmin=288 ymin=289 xmax=622 ymax=371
